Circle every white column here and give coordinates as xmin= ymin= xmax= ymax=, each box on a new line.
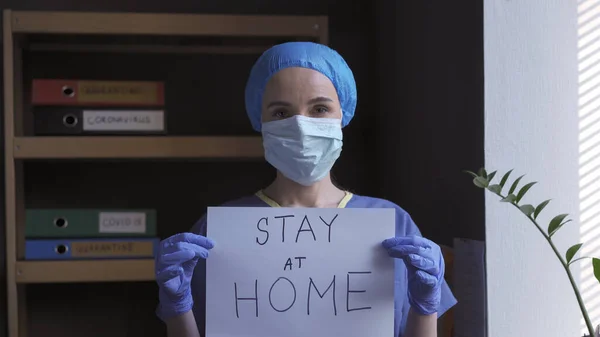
xmin=484 ymin=0 xmax=586 ymax=336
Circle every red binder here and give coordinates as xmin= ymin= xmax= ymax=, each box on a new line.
xmin=32 ymin=79 xmax=165 ymax=106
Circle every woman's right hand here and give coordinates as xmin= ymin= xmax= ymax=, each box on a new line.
xmin=155 ymin=232 xmax=215 ymax=320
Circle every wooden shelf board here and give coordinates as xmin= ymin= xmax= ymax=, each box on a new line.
xmin=10 ymin=10 xmax=326 ymax=37
xmin=15 ymin=259 xmax=155 ymax=283
xmin=12 ymin=136 xmax=264 ymax=159
xmin=27 ymin=43 xmax=269 ymax=55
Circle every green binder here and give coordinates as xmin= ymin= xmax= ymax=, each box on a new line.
xmin=25 ymin=209 xmax=157 ymax=238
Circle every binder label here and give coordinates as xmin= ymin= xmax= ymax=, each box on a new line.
xmin=83 ymin=110 xmax=164 ymax=131
xmin=71 ymin=240 xmax=154 ymax=257
xmin=78 ymin=80 xmax=161 ymax=104
xmin=99 ymin=212 xmax=147 ymax=233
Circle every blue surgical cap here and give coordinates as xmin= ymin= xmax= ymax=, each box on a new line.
xmin=244 ymin=41 xmax=357 ymax=132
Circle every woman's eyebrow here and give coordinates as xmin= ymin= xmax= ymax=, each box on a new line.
xmin=307 ymin=96 xmax=333 ymax=104
xmin=266 ymin=96 xmax=333 ymax=109
xmin=266 ymin=100 xmax=291 ymax=108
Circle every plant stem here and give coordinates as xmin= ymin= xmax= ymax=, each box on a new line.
xmin=499 ymin=193 xmax=596 ymax=336
xmin=570 ymin=257 xmax=593 ymax=266
xmin=541 ymin=228 xmax=594 ymax=337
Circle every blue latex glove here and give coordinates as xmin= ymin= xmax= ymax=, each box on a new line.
xmin=382 ymin=236 xmax=444 ymax=315
xmin=155 ymin=232 xmax=215 ymax=320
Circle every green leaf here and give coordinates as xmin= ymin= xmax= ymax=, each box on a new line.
xmin=515 ymin=182 xmax=537 ymax=203
xmin=478 ymin=168 xmax=488 ymax=178
xmin=566 ymin=243 xmax=584 ymax=264
xmin=487 ymin=170 xmax=497 ymax=182
xmin=499 ymin=169 xmax=513 ymax=188
xmin=501 ymin=194 xmax=517 ymax=203
xmin=553 ymin=219 xmax=573 ymax=236
xmin=508 ymin=175 xmax=525 ymax=195
xmin=519 ymin=204 xmax=535 ymax=217
xmin=548 ymin=214 xmax=569 ymax=236
xmin=534 ymin=199 xmax=551 ymax=219
xmin=488 ymin=184 xmax=502 ymax=194
xmin=560 ymin=219 xmax=573 ymax=228
xmin=464 ymin=170 xmax=478 ymax=178
xmin=473 ymin=176 xmax=489 ymax=188
xmin=593 ymin=258 xmax=600 ymax=284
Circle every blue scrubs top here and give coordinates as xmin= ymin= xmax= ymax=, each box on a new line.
xmin=190 ymin=191 xmax=457 ymax=337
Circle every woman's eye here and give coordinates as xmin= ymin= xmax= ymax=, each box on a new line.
xmin=314 ymin=106 xmax=329 ymax=114
xmin=272 ymin=110 xmax=287 ymax=118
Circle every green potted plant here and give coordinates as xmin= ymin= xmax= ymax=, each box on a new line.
xmin=465 ymin=168 xmax=600 ymax=337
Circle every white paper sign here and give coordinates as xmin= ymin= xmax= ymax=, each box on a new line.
xmin=206 ymin=207 xmax=396 ymax=337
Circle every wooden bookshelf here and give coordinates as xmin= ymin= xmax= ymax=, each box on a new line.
xmin=10 ymin=11 xmax=328 ymax=40
xmin=26 ymin=44 xmax=271 ymax=55
xmin=15 ymin=259 xmax=155 ymax=283
xmin=12 ymin=136 xmax=264 ymax=159
xmin=3 ymin=9 xmax=329 ymax=337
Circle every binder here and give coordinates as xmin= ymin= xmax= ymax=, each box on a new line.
xmin=25 ymin=237 xmax=160 ymax=260
xmin=25 ymin=209 xmax=157 ymax=238
xmin=32 ymin=79 xmax=165 ymax=106
xmin=33 ymin=107 xmax=166 ymax=135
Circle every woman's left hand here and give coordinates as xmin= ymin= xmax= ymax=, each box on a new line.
xmin=382 ymin=236 xmax=445 ymax=316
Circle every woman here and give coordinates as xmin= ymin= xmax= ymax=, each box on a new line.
xmin=155 ymin=41 xmax=457 ymax=337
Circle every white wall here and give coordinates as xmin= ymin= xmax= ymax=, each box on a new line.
xmin=484 ymin=1 xmax=585 ymax=336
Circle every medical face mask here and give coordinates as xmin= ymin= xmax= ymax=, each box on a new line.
xmin=261 ymin=115 xmax=343 ymax=186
